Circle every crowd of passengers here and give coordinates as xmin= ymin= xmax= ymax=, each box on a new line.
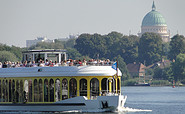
xmin=0 ymin=59 xmax=113 ymax=68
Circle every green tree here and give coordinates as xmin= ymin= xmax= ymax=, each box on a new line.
xmin=162 ymin=42 xmax=170 ymax=57
xmin=172 ymin=53 xmax=185 ymax=81
xmin=64 ymin=38 xmax=76 ymax=49
xmin=28 ymin=42 xmax=64 ymax=50
xmin=67 ymin=48 xmax=82 ymax=60
xmin=75 ymin=33 xmax=93 ymax=57
xmin=75 ymin=32 xmax=139 ymax=63
xmin=153 ymin=67 xmax=172 ymax=80
xmin=168 ymin=34 xmax=185 ymax=60
xmin=105 ymin=32 xmax=123 ymax=59
xmin=0 ymin=44 xmax=22 ymax=61
xmin=145 ymin=68 xmax=154 ymax=77
xmin=10 ymin=45 xmax=22 ymax=61
xmin=138 ymin=32 xmax=163 ymax=66
xmin=91 ymin=33 xmax=107 ymax=58
xmin=114 ymin=55 xmax=130 ymax=80
xmin=120 ymin=35 xmax=139 ymax=64
xmin=0 ymin=51 xmax=19 ymax=62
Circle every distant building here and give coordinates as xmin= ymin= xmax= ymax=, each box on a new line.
xmin=138 ymin=1 xmax=170 ymax=42
xmin=26 ymin=37 xmax=54 ymax=48
xmin=57 ymin=34 xmax=79 ymax=42
xmin=145 ymin=59 xmax=171 ymax=69
xmin=127 ymin=63 xmax=146 ymax=78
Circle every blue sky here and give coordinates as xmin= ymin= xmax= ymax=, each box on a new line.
xmin=0 ymin=0 xmax=184 ymax=47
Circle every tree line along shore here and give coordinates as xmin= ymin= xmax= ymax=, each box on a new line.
xmin=0 ymin=32 xmax=185 ymax=86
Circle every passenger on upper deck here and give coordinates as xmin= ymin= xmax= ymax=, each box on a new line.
xmin=82 ymin=59 xmax=87 ymax=66
xmin=15 ymin=62 xmax=21 ymax=67
xmin=62 ymin=60 xmax=68 ymax=66
xmin=0 ymin=58 xmax=114 ymax=68
xmin=54 ymin=61 xmax=59 ymax=67
xmin=69 ymin=59 xmax=73 ymax=66
xmin=39 ymin=60 xmax=45 ymax=67
xmin=48 ymin=60 xmax=54 ymax=67
xmin=78 ymin=59 xmax=82 ymax=66
xmin=2 ymin=62 xmax=7 ymax=68
xmin=45 ymin=59 xmax=49 ymax=66
xmin=31 ymin=61 xmax=37 ymax=67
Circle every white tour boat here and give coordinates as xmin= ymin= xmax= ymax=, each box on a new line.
xmin=0 ymin=50 xmax=127 ymax=112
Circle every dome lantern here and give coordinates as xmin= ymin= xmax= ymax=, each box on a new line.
xmin=152 ymin=1 xmax=156 ymax=11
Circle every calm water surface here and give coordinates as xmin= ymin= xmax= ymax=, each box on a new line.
xmin=3 ymin=86 xmax=185 ymax=114
xmin=120 ymin=86 xmax=185 ymax=114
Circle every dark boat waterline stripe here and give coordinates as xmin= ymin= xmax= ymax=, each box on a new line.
xmin=0 ymin=103 xmax=85 ymax=106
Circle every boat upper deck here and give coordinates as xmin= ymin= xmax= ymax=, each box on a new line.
xmin=0 ymin=66 xmax=122 ymax=78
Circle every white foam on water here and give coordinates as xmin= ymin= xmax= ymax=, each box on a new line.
xmin=60 ymin=110 xmax=81 ymax=113
xmin=118 ymin=107 xmax=152 ymax=112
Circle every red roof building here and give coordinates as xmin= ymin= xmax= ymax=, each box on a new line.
xmin=126 ymin=63 xmax=146 ymax=78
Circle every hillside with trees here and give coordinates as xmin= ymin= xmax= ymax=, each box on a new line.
xmin=0 ymin=44 xmax=22 ymax=62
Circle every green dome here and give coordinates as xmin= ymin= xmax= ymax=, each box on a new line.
xmin=142 ymin=2 xmax=167 ymax=26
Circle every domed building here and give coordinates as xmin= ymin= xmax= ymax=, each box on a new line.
xmin=138 ymin=1 xmax=170 ymax=42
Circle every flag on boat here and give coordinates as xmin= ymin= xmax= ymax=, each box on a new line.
xmin=112 ymin=62 xmax=117 ymax=70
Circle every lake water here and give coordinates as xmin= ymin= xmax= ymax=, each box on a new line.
xmin=120 ymin=86 xmax=185 ymax=114
xmin=2 ymin=86 xmax=185 ymax=114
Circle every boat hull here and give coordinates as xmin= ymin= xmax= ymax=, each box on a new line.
xmin=0 ymin=95 xmax=127 ymax=112
xmin=135 ymin=83 xmax=150 ymax=86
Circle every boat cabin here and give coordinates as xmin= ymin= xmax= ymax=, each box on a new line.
xmin=22 ymin=49 xmax=67 ymax=63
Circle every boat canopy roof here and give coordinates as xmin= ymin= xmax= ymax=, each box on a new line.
xmin=0 ymin=66 xmax=122 ymax=78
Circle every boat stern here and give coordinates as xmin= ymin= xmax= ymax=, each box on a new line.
xmin=96 ymin=94 xmax=127 ymax=112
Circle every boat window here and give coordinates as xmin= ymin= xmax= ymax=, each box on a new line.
xmin=49 ymin=79 xmax=54 ymax=102
xmin=101 ymin=78 xmax=108 ymax=95
xmin=20 ymin=80 xmax=23 ymax=102
xmin=12 ymin=80 xmax=15 ymax=103
xmin=62 ymin=78 xmax=68 ymax=100
xmin=39 ymin=79 xmax=43 ymax=102
xmin=90 ymin=78 xmax=99 ymax=99
xmin=44 ymin=79 xmax=49 ymax=102
xmin=24 ymin=80 xmax=28 ymax=102
xmin=80 ymin=79 xmax=87 ymax=96
xmin=8 ymin=80 xmax=11 ymax=102
xmin=16 ymin=80 xmax=20 ymax=102
xmin=2 ymin=80 xmax=5 ymax=102
xmin=55 ymin=79 xmax=61 ymax=102
xmin=34 ymin=79 xmax=39 ymax=102
xmin=117 ymin=78 xmax=120 ymax=94
xmin=28 ymin=80 xmax=32 ymax=102
xmin=69 ymin=78 xmax=77 ymax=98
xmin=34 ymin=54 xmax=45 ymax=63
xmin=47 ymin=54 xmax=59 ymax=63
xmin=111 ymin=79 xmax=116 ymax=93
xmin=61 ymin=54 xmax=65 ymax=62
xmin=5 ymin=80 xmax=8 ymax=102
xmin=106 ymin=77 xmax=116 ymax=93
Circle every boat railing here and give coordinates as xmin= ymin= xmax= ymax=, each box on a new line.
xmin=0 ymin=61 xmax=115 ymax=68
xmin=100 ymin=90 xmax=120 ymax=96
xmin=78 ymin=90 xmax=121 ymax=100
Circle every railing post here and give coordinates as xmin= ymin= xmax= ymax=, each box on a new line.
xmin=99 ymin=78 xmax=102 ymax=96
xmin=87 ymin=78 xmax=90 ymax=99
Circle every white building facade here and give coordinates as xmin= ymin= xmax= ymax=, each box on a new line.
xmin=26 ymin=37 xmax=54 ymax=47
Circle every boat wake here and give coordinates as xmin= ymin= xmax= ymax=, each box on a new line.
xmin=118 ymin=107 xmax=152 ymax=112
